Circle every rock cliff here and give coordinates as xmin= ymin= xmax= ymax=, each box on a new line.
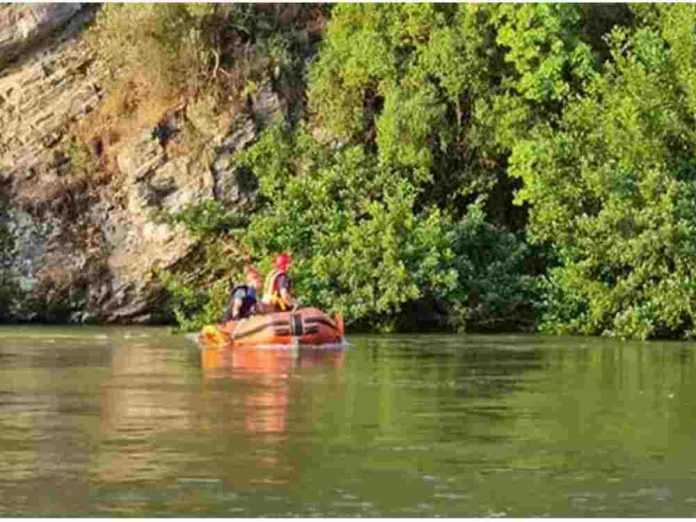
xmin=0 ymin=4 xmax=280 ymax=323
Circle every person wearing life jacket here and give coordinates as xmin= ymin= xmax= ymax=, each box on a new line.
xmin=262 ymin=253 xmax=296 ymax=312
xmin=220 ymin=265 xmax=262 ymax=322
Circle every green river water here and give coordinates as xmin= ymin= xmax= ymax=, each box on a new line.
xmin=0 ymin=326 xmax=696 ymax=516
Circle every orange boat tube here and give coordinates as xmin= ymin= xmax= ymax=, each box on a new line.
xmin=199 ymin=307 xmax=345 ymax=349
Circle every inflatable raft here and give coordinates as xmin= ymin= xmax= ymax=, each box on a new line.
xmin=199 ymin=307 xmax=345 ymax=349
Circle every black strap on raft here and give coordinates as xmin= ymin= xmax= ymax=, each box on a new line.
xmin=290 ymin=313 xmax=304 ymax=337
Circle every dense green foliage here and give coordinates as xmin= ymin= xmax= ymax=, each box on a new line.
xmin=511 ymin=6 xmax=696 ymax=339
xmin=225 ymin=4 xmax=602 ymax=333
xmin=235 ymin=125 xmax=538 ymax=331
xmin=90 ymin=4 xmax=696 ymax=339
xmin=308 ymin=5 xmax=502 ymax=212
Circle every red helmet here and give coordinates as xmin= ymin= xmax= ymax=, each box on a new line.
xmin=275 ymin=252 xmax=292 ymax=271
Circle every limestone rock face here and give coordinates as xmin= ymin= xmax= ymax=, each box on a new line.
xmin=0 ymin=5 xmax=281 ymax=324
xmin=212 ymin=117 xmax=258 ymax=207
xmin=0 ymin=6 xmax=101 ymax=184
xmin=0 ymin=5 xmax=107 ymax=322
xmin=97 ymin=130 xmax=215 ymax=323
xmin=0 ymin=4 xmax=83 ymax=68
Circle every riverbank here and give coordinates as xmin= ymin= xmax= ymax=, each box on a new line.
xmin=4 ymin=5 xmax=696 ymax=340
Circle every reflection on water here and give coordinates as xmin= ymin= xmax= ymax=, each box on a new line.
xmin=200 ymin=347 xmax=344 ymax=436
xmin=0 ymin=328 xmax=696 ymax=515
xmin=196 ymin=346 xmax=345 ymax=488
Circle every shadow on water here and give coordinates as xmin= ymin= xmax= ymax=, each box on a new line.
xmin=1 ymin=327 xmax=696 ymax=515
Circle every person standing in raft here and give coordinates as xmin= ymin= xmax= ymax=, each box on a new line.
xmin=262 ymin=253 xmax=297 ymax=312
xmin=221 ymin=265 xmax=263 ymax=322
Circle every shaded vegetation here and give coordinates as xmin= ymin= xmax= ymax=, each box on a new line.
xmin=0 ymin=205 xmax=18 ymax=320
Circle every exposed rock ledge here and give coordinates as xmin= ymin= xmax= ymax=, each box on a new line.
xmin=0 ymin=4 xmax=83 ymax=69
xmin=0 ymin=5 xmax=280 ymax=323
